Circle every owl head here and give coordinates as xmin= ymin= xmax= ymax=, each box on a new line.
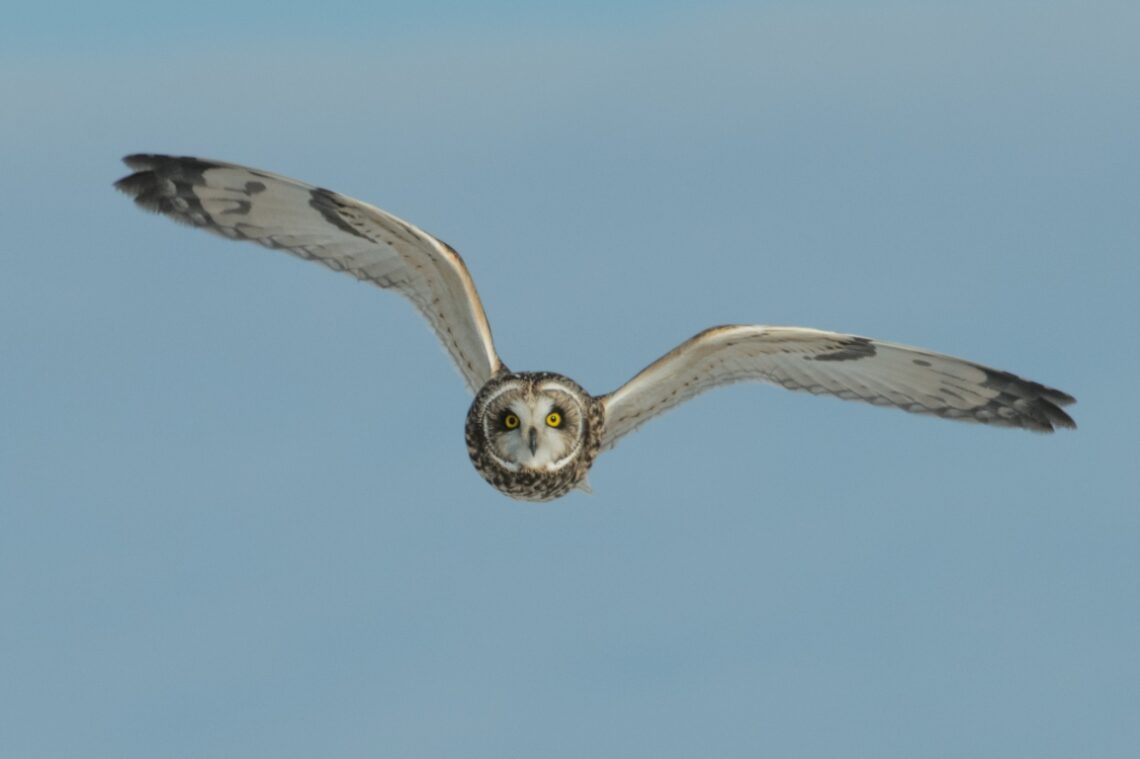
xmin=465 ymin=371 xmax=605 ymax=501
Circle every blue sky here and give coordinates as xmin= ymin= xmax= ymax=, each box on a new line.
xmin=2 ymin=2 xmax=1138 ymax=757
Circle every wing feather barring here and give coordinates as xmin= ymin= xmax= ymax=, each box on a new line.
xmin=116 ymin=155 xmax=1075 ymax=501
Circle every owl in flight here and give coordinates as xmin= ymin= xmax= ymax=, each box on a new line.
xmin=116 ymin=155 xmax=1076 ymax=501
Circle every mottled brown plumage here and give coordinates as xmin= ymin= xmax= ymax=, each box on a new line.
xmin=465 ymin=372 xmax=605 ymax=502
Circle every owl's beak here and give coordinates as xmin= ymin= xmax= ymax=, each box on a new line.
xmin=528 ymin=427 xmax=539 ymax=455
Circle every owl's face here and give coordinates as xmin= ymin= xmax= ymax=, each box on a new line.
xmin=479 ymin=378 xmax=588 ymax=472
xmin=465 ymin=372 xmax=605 ymax=501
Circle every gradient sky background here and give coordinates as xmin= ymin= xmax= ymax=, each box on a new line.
xmin=2 ymin=2 xmax=1138 ymax=757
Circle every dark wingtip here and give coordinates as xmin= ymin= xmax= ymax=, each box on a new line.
xmin=1033 ymin=385 xmax=1077 ymax=431
xmin=113 ymin=154 xmax=217 ymax=223
xmin=1009 ymin=380 xmax=1076 ymax=433
xmin=113 ymin=165 xmax=164 ymax=211
xmin=1037 ymin=398 xmax=1077 ymax=432
xmin=113 ymin=170 xmax=145 ymax=197
xmin=115 ymin=154 xmax=210 ymax=189
xmin=974 ymin=366 xmax=1078 ymax=433
xmin=121 ymin=153 xmax=158 ymax=170
xmin=1051 ymin=389 xmax=1077 ymax=407
xmin=114 ymin=154 xmax=164 ymax=200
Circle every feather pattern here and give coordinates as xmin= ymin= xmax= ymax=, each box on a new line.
xmin=600 ymin=325 xmax=1076 ymax=448
xmin=115 ymin=154 xmax=1077 ymax=501
xmin=115 ymin=154 xmax=503 ymax=392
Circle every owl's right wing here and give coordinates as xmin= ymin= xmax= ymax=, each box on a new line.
xmin=115 ymin=154 xmax=503 ymax=393
xmin=599 ymin=325 xmax=1076 ymax=449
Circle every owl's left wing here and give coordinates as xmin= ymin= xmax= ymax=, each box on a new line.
xmin=600 ymin=325 xmax=1076 ymax=449
xmin=115 ymin=154 xmax=503 ymax=392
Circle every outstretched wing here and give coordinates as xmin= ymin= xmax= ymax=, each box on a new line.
xmin=600 ymin=325 xmax=1076 ymax=448
xmin=115 ymin=154 xmax=503 ymax=392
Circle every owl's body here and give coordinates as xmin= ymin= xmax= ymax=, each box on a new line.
xmin=465 ymin=372 xmax=605 ymax=501
xmin=115 ymin=154 xmax=1076 ymax=502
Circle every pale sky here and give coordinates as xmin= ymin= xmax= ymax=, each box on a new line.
xmin=2 ymin=2 xmax=1138 ymax=757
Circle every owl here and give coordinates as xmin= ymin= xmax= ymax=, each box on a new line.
xmin=115 ymin=155 xmax=1076 ymax=501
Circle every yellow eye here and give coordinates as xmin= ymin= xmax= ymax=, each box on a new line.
xmin=503 ymin=413 xmax=520 ymax=430
xmin=545 ymin=412 xmax=562 ymax=428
